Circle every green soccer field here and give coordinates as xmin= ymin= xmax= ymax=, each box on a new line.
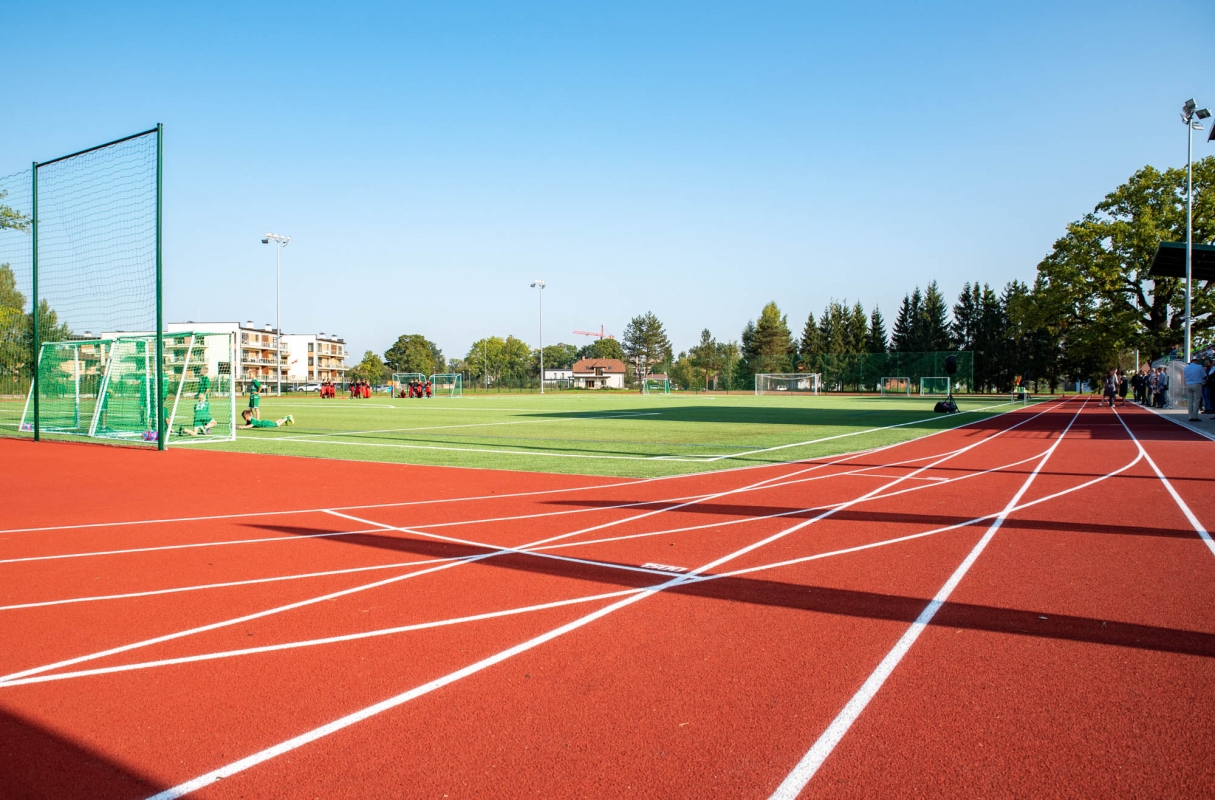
xmin=181 ymin=391 xmax=1035 ymax=478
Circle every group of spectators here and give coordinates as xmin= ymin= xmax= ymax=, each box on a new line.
xmin=318 ymin=379 xmax=337 ymax=399
xmin=1102 ymin=353 xmax=1215 ymax=422
xmin=349 ymin=379 xmax=373 ymax=399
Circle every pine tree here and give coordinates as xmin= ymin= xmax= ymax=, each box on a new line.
xmin=891 ymin=291 xmax=917 ymax=351
xmin=799 ymin=312 xmax=822 ymax=368
xmin=847 ymin=301 xmax=868 ymax=353
xmin=867 ymin=307 xmax=887 ymax=353
xmin=753 ymin=301 xmax=794 ymax=372
xmin=951 ymin=282 xmax=979 ymax=350
xmin=919 ymin=281 xmax=952 ymax=351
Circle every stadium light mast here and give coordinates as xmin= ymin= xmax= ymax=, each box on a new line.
xmin=1182 ymin=100 xmax=1210 ymax=362
xmin=261 ymin=233 xmax=290 ymax=395
xmin=531 ymin=280 xmax=546 ymax=394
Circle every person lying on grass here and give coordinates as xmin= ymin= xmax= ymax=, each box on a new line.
xmin=237 ymin=408 xmax=294 ymax=429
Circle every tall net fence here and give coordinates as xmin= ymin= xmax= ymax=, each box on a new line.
xmin=0 ymin=169 xmax=34 ymax=437
xmin=799 ymin=351 xmax=974 ymax=393
xmin=0 ymin=127 xmax=165 ymax=445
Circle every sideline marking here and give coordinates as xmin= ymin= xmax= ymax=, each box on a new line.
xmin=1114 ymin=407 xmax=1215 ymax=557
xmin=769 ymin=399 xmax=1087 ymax=799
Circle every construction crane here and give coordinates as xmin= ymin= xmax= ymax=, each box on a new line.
xmin=573 ymin=325 xmax=615 ymax=340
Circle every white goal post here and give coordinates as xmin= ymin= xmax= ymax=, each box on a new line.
xmin=919 ymin=377 xmax=951 ymax=396
xmin=880 ymin=377 xmax=912 ymax=396
xmin=755 ymin=373 xmax=821 ymax=396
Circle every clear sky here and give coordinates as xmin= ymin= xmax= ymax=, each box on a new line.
xmin=2 ymin=1 xmax=1212 ymax=363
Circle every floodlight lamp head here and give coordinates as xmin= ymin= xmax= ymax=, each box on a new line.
xmin=261 ymin=238 xmax=269 ymax=244
xmin=1184 ymin=99 xmax=1197 ymax=116
xmin=1198 ymin=108 xmax=1212 ymax=120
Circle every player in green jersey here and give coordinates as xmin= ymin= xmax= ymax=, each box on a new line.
xmin=238 ymin=408 xmax=293 ymax=429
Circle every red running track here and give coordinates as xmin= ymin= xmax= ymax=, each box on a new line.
xmin=0 ymin=398 xmax=1211 ymax=799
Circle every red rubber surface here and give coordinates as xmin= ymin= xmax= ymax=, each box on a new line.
xmin=1 ymin=398 xmax=1211 ymax=798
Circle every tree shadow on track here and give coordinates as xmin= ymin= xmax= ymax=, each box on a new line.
xmin=0 ymin=706 xmax=165 ymax=799
xmin=532 ymin=500 xmax=1199 ymax=540
xmin=247 ymin=524 xmax=1215 ymax=658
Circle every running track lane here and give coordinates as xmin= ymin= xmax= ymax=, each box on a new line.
xmin=0 ymin=396 xmax=1074 ymax=792
xmin=789 ymin=400 xmax=1215 ymax=797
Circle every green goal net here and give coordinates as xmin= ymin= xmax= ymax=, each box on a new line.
xmin=22 ymin=332 xmax=236 ymax=443
xmin=919 ymin=377 xmax=950 ymax=396
xmin=880 ymin=377 xmax=911 ymax=396
xmin=392 ymin=373 xmax=426 ymax=397
xmin=642 ymin=377 xmax=670 ymax=394
xmin=430 ymin=373 xmax=462 ymax=397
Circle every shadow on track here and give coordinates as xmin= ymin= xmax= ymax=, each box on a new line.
xmin=246 ymin=523 xmax=1215 ymax=658
xmin=0 ymin=706 xmax=166 ymax=799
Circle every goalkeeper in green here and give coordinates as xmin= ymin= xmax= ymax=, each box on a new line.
xmin=238 ymin=409 xmax=294 ymax=429
xmin=178 ymin=398 xmax=218 ymax=437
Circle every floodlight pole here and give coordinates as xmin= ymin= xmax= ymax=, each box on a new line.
xmin=531 ymin=280 xmax=546 ymax=394
xmin=1182 ymin=99 xmax=1210 ymax=362
xmin=262 ymin=233 xmax=290 ymax=395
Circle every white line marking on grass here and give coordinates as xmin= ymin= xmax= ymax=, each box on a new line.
xmin=1114 ymin=407 xmax=1215 ymax=557
xmin=140 ymin=402 xmax=1069 ymax=799
xmin=258 ymin=413 xmax=662 ymax=444
xmin=769 ymin=399 xmax=1088 ymax=799
xmin=0 ymin=401 xmax=1039 ymax=538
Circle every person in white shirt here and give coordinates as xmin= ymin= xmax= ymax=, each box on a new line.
xmin=1183 ymin=356 xmax=1206 ymax=421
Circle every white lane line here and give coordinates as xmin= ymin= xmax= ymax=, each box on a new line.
xmin=140 ymin=403 xmax=1068 ymax=800
xmin=0 ymin=400 xmax=1036 ymax=537
xmin=5 ymin=428 xmax=1140 ymax=687
xmin=1114 ymin=407 xmax=1215 ymax=558
xmin=6 ymin=444 xmax=973 ymax=562
xmin=0 ymin=445 xmax=1043 ymax=610
xmin=0 ymin=405 xmax=1061 ymax=687
xmin=704 ymin=400 xmax=1020 ymax=461
xmin=261 ymin=412 xmax=663 ymax=443
xmin=0 ymin=527 xmax=387 ymax=566
xmin=769 ymin=399 xmax=1088 ymax=799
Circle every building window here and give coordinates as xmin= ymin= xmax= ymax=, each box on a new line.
xmin=308 ymin=357 xmax=314 ymax=366
xmin=308 ymin=343 xmax=314 ymax=353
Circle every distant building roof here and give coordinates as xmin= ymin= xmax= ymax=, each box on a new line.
xmin=572 ymin=358 xmax=626 ymax=374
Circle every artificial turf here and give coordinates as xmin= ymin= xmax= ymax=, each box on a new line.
xmin=178 ymin=391 xmax=1034 ymax=478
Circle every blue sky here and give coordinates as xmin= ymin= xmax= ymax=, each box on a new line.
xmin=2 ymin=1 xmax=1212 ymax=363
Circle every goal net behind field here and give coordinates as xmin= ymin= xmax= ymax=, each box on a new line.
xmin=880 ymin=377 xmax=911 ymax=396
xmin=920 ymin=377 xmax=951 ymax=396
xmin=642 ymin=377 xmax=670 ymax=395
xmin=755 ymin=373 xmax=821 ymax=396
xmin=430 ymin=373 xmax=462 ymax=397
xmin=23 ymin=331 xmax=236 ymax=444
xmin=392 ymin=373 xmax=426 ymax=396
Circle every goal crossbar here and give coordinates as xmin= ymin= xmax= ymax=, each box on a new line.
xmin=755 ymin=373 xmax=821 ymax=395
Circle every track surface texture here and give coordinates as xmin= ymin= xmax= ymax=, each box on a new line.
xmin=1 ymin=398 xmax=1212 ymax=799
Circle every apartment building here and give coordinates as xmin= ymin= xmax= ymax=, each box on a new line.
xmin=282 ymin=332 xmax=348 ymax=385
xmin=167 ymin=322 xmax=285 ymax=392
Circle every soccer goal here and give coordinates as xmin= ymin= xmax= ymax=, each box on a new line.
xmin=880 ymin=376 xmax=911 ymax=396
xmin=919 ymin=377 xmax=951 ymax=396
xmin=430 ymin=374 xmax=462 ymax=398
xmin=21 ymin=332 xmax=237 ymax=444
xmin=392 ymin=373 xmax=426 ymax=397
xmin=755 ymin=373 xmax=821 ymax=395
xmin=642 ymin=377 xmax=670 ymax=394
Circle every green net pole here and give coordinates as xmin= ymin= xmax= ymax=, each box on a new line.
xmin=155 ymin=124 xmax=165 ymax=450
xmin=30 ymin=162 xmax=39 ymax=442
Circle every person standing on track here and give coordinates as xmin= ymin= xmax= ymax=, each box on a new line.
xmin=1184 ymin=355 xmax=1206 ymax=422
xmin=1103 ymin=369 xmax=1120 ymax=409
xmin=1117 ymin=369 xmax=1129 ymax=406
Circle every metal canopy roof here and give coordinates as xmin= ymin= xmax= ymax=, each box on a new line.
xmin=1148 ymin=241 xmax=1215 ymax=281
